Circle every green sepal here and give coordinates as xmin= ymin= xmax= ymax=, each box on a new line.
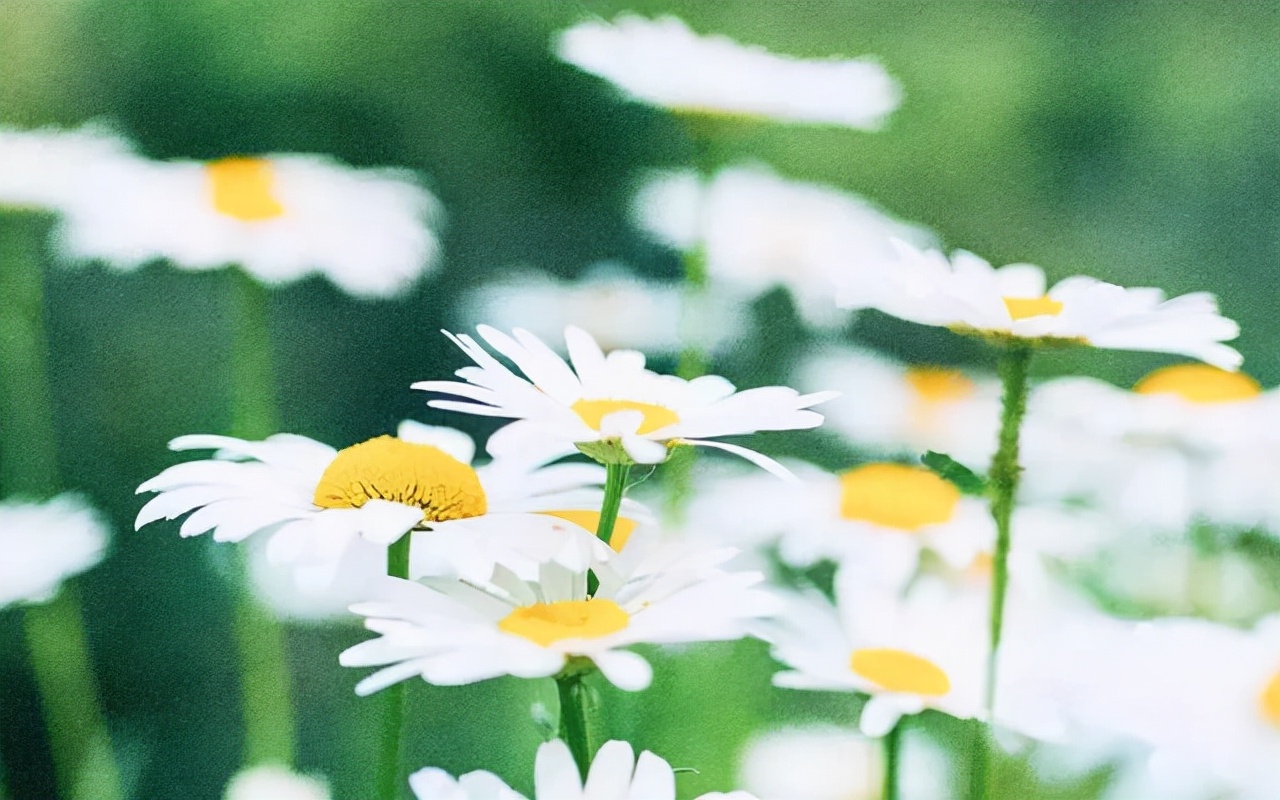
xmin=921 ymin=450 xmax=988 ymax=495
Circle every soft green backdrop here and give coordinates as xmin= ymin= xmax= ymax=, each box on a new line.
xmin=0 ymin=1 xmax=1276 ymax=798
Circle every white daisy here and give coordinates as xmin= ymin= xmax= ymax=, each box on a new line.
xmin=52 ymin=144 xmax=441 ymax=298
xmin=457 ymin=265 xmax=745 ymax=355
xmin=555 ymin=15 xmax=899 ymax=128
xmin=0 ymin=494 xmax=109 ymax=609
xmin=224 ymin=764 xmax=329 ymax=800
xmin=135 ymin=421 xmax=614 ymax=587
xmin=835 ymin=240 xmax=1242 ymax=368
xmin=414 ymin=325 xmax=835 ymax=473
xmin=340 ymin=540 xmax=778 ymax=694
xmin=633 ymin=165 xmax=933 ymax=328
xmin=0 ymin=125 xmax=135 ymax=210
xmin=410 ymin=738 xmax=756 ymax=800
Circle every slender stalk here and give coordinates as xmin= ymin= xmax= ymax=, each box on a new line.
xmin=882 ymin=721 xmax=902 ymax=800
xmin=226 ymin=269 xmax=295 ymax=768
xmin=0 ymin=213 xmax=122 ymax=800
xmin=594 ymin=462 xmax=630 ymax=548
xmin=555 ymin=671 xmax=599 ymax=780
xmin=376 ymin=534 xmax=413 ymax=800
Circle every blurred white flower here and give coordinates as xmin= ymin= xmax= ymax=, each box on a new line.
xmin=836 ymin=241 xmax=1242 ymax=368
xmin=341 ymin=539 xmax=778 ymax=694
xmin=458 ymin=265 xmax=746 ymax=354
xmin=411 ymin=738 xmax=756 ymax=800
xmin=0 ymin=494 xmax=109 ymax=609
xmin=415 ymin=325 xmax=835 ymax=474
xmin=634 ymin=165 xmax=933 ymax=328
xmin=555 ymin=15 xmax=900 ymax=128
xmin=224 ymin=764 xmax=329 ymax=800
xmin=45 ymin=138 xmax=441 ymax=297
xmin=0 ymin=125 xmax=135 ymax=210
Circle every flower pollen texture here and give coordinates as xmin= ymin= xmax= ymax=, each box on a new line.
xmin=205 ymin=157 xmax=286 ymax=221
xmin=839 ymin=463 xmax=961 ymax=530
xmin=850 ymin=647 xmax=951 ymax=696
xmin=313 ymin=435 xmax=487 ymax=521
xmin=1002 ymin=296 xmax=1064 ymax=321
xmin=498 ymin=598 xmax=630 ymax=646
xmin=1133 ymin=364 xmax=1262 ymax=404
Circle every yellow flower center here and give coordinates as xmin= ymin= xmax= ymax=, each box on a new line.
xmin=205 ymin=157 xmax=286 ymax=221
xmin=541 ymin=510 xmax=638 ymax=551
xmin=1133 ymin=364 xmax=1261 ymax=404
xmin=849 ymin=648 xmax=951 ymax=697
xmin=571 ymin=399 xmax=680 ymax=435
xmin=905 ymin=367 xmax=974 ymax=403
xmin=497 ymin=598 xmax=630 ymax=646
xmin=313 ymin=435 xmax=487 ymax=522
xmin=1259 ymin=670 xmax=1280 ymax=726
xmin=839 ymin=463 xmax=961 ymax=531
xmin=1003 ymin=296 xmax=1064 ymax=321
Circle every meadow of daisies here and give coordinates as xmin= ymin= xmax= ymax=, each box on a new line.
xmin=1 ymin=4 xmax=1278 ymax=800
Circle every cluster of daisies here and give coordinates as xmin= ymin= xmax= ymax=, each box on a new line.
xmin=2 ymin=11 xmax=1274 ymax=800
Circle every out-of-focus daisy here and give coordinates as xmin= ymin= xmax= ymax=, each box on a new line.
xmin=340 ymin=540 xmax=778 ymax=694
xmin=795 ymin=346 xmax=999 ymax=466
xmin=458 ymin=265 xmax=745 ymax=355
xmin=52 ymin=144 xmax=441 ymax=298
xmin=835 ymin=241 xmax=1242 ymax=368
xmin=555 ymin=15 xmax=899 ymax=129
xmin=634 ymin=165 xmax=932 ymax=328
xmin=136 ymin=421 xmax=613 ymax=585
xmin=410 ymin=738 xmax=756 ymax=800
xmin=0 ymin=495 xmax=109 ymax=609
xmin=0 ymin=125 xmax=135 ymax=210
xmin=415 ymin=326 xmax=834 ymax=473
xmin=224 ymin=764 xmax=329 ymax=800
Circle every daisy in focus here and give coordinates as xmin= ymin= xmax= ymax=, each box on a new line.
xmin=633 ymin=165 xmax=933 ymax=328
xmin=51 ymin=142 xmax=441 ymax=298
xmin=414 ymin=326 xmax=835 ymax=473
xmin=410 ymin=738 xmax=756 ymax=800
xmin=0 ymin=494 xmax=110 ymax=609
xmin=340 ymin=539 xmax=778 ymax=694
xmin=555 ymin=15 xmax=900 ymax=129
xmin=135 ymin=421 xmax=617 ymax=587
xmin=835 ymin=240 xmax=1242 ymax=368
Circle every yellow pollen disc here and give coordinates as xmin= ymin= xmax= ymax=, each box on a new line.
xmin=313 ymin=435 xmax=487 ymax=522
xmin=839 ymin=463 xmax=961 ymax=531
xmin=1259 ymin=670 xmax=1280 ymax=726
xmin=905 ymin=367 xmax=975 ymax=403
xmin=205 ymin=157 xmax=286 ymax=221
xmin=498 ymin=598 xmax=630 ymax=647
xmin=1133 ymin=364 xmax=1261 ymax=404
xmin=541 ymin=510 xmax=638 ymax=552
xmin=571 ymin=399 xmax=680 ymax=436
xmin=1003 ymin=296 xmax=1064 ymax=321
xmin=850 ymin=648 xmax=951 ymax=697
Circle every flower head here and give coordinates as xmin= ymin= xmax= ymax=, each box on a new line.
xmin=414 ymin=326 xmax=834 ymax=475
xmin=555 ymin=15 xmax=900 ymax=129
xmin=0 ymin=494 xmax=110 ymax=609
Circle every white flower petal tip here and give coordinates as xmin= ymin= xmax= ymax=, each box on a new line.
xmin=0 ymin=495 xmax=111 ymax=610
xmin=224 ymin=764 xmax=331 ymax=800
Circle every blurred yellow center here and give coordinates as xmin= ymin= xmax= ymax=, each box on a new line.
xmin=572 ymin=399 xmax=679 ymax=435
xmin=1133 ymin=364 xmax=1261 ymax=404
xmin=498 ymin=599 xmax=630 ymax=646
xmin=1259 ymin=670 xmax=1280 ymax=726
xmin=313 ymin=435 xmax=487 ymax=522
xmin=850 ymin=648 xmax=951 ymax=696
xmin=839 ymin=463 xmax=961 ymax=531
xmin=1003 ymin=296 xmax=1063 ymax=321
xmin=905 ymin=367 xmax=974 ymax=402
xmin=541 ymin=509 xmax=638 ymax=551
xmin=205 ymin=157 xmax=285 ymax=221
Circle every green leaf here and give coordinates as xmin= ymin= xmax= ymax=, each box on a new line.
xmin=921 ymin=451 xmax=988 ymax=495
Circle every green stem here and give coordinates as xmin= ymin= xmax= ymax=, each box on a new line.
xmin=882 ymin=720 xmax=902 ymax=800
xmin=594 ymin=463 xmax=630 ymax=548
xmin=555 ymin=671 xmax=599 ymax=780
xmin=377 ymin=534 xmax=413 ymax=800
xmin=226 ymin=269 xmax=295 ymax=768
xmin=984 ymin=344 xmax=1032 ymax=720
xmin=967 ymin=719 xmax=989 ymax=800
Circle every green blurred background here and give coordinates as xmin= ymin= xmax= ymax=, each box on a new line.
xmin=0 ymin=1 xmax=1276 ymax=798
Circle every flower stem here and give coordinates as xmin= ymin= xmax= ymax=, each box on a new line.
xmin=882 ymin=720 xmax=902 ymax=800
xmin=594 ymin=462 xmax=630 ymax=548
xmin=555 ymin=670 xmax=600 ymax=780
xmin=984 ymin=343 xmax=1032 ymax=719
xmin=377 ymin=534 xmax=413 ymax=800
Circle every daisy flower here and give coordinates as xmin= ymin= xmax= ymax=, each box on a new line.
xmin=633 ymin=165 xmax=933 ymax=328
xmin=0 ymin=494 xmax=110 ymax=609
xmin=340 ymin=540 xmax=778 ymax=694
xmin=555 ymin=15 xmax=900 ymax=129
xmin=835 ymin=240 xmax=1242 ymax=368
xmin=410 ymin=738 xmax=756 ymax=800
xmin=50 ymin=140 xmax=441 ymax=298
xmin=135 ymin=420 xmax=615 ymax=586
xmin=414 ymin=325 xmax=835 ymax=473
xmin=224 ymin=764 xmax=329 ymax=800
xmin=0 ymin=125 xmax=135 ymax=211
